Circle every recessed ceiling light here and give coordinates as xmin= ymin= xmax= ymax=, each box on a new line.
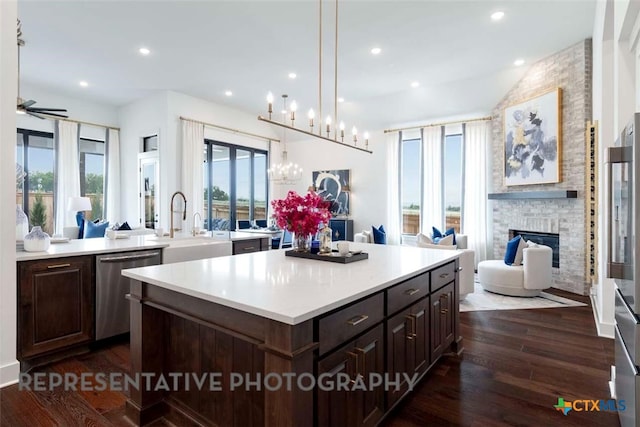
xmin=411 ymin=81 xmax=420 ymax=88
xmin=224 ymin=90 xmax=233 ymax=97
xmin=139 ymin=47 xmax=151 ymax=56
xmin=514 ymin=58 xmax=525 ymax=66
xmin=491 ymin=11 xmax=505 ymax=21
xmin=288 ymin=72 xmax=297 ymax=79
xmin=338 ymin=97 xmax=345 ymax=103
xmin=79 ymin=81 xmax=89 ymax=87
xmin=371 ymin=47 xmax=381 ymax=55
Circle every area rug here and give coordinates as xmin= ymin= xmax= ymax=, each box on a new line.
xmin=459 ymin=281 xmax=587 ymax=312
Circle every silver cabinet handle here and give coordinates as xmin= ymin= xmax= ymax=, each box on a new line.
xmin=404 ymin=288 xmax=420 ymax=296
xmin=346 ymin=314 xmax=369 ymax=326
xmin=457 ymin=267 xmax=463 ymax=272
xmin=439 ymin=273 xmax=450 ymax=279
xmin=99 ymin=252 xmax=160 ymax=263
xmin=242 ymin=247 xmax=256 ymax=251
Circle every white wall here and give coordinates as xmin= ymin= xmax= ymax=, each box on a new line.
xmin=17 ymin=83 xmax=119 ymax=137
xmin=118 ymin=91 xmax=279 ymax=232
xmin=278 ymin=129 xmax=387 ymax=236
xmin=0 ymin=0 xmax=20 ymax=387
xmin=118 ymin=91 xmax=168 ymax=227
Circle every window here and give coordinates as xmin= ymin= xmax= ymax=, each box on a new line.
xmin=16 ymin=129 xmax=55 ymax=235
xmin=401 ymin=138 xmax=421 ymax=234
xmin=400 ymin=133 xmax=465 ymax=236
xmin=203 ymin=140 xmax=268 ymax=231
xmin=143 ymin=135 xmax=158 ymax=152
xmin=79 ymin=138 xmax=105 ymax=220
xmin=443 ymin=134 xmax=463 ymax=233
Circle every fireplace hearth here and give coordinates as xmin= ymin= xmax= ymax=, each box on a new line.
xmin=509 ymin=229 xmax=560 ymax=268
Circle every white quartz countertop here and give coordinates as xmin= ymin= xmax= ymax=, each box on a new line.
xmin=16 ymin=230 xmax=274 ymax=262
xmin=16 ymin=236 xmax=168 ymax=262
xmin=122 ymin=243 xmax=460 ymax=325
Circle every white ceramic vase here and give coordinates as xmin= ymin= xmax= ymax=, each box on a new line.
xmin=23 ymin=226 xmax=51 ymax=252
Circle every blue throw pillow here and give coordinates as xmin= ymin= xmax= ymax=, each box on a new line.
xmin=84 ymin=220 xmax=109 ymax=239
xmin=372 ymin=225 xmax=387 ymax=244
xmin=504 ymin=235 xmax=522 ymax=265
xmin=432 ymin=226 xmax=456 ymax=245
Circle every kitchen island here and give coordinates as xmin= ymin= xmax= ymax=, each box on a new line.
xmin=122 ymin=243 xmax=463 ymax=426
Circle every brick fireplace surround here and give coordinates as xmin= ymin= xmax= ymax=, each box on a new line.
xmin=489 ymin=39 xmax=591 ymax=295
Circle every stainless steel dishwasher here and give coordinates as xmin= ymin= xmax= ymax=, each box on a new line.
xmin=95 ymin=250 xmax=161 ymax=340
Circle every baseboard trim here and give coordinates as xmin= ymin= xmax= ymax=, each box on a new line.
xmin=590 ymin=294 xmax=615 ymax=339
xmin=0 ymin=360 xmax=20 ymax=388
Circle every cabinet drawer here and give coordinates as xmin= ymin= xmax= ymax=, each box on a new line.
xmin=318 ymin=293 xmax=384 ymax=355
xmin=233 ymin=239 xmax=262 ymax=255
xmin=430 ymin=261 xmax=456 ymax=292
xmin=387 ymin=271 xmax=429 ymax=315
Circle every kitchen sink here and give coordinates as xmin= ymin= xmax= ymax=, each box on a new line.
xmin=155 ymin=236 xmax=233 ymax=264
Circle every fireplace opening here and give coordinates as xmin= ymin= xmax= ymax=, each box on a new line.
xmin=508 ymin=229 xmax=560 ymax=268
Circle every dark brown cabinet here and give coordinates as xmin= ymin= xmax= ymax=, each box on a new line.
xmin=232 ymin=238 xmax=270 ymax=255
xmin=430 ymin=282 xmax=455 ymax=361
xmin=18 ymin=256 xmax=94 ymax=368
xmin=318 ymin=324 xmax=384 ymax=427
xmin=386 ymin=298 xmax=430 ymax=408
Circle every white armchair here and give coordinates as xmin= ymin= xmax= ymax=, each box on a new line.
xmin=477 ymin=244 xmax=552 ymax=297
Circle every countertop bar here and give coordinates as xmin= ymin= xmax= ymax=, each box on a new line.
xmin=15 ymin=231 xmax=273 ymax=262
xmin=16 ymin=236 xmax=168 ymax=261
xmin=122 ymin=243 xmax=460 ymax=325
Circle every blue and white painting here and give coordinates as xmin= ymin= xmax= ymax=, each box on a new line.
xmin=504 ymin=88 xmax=562 ymax=186
xmin=312 ymin=169 xmax=350 ymax=217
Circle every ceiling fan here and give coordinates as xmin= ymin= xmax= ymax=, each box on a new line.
xmin=16 ymin=20 xmax=68 ymax=120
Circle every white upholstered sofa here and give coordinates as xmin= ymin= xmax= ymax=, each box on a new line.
xmin=477 ymin=244 xmax=552 ymax=297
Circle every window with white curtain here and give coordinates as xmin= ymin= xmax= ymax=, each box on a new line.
xmin=17 ymin=128 xmax=110 ymax=232
xmin=400 ymin=133 xmax=465 ymax=235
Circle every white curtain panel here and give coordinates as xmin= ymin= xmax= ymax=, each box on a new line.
xmin=54 ymin=120 xmax=81 ymax=234
xmin=386 ymin=132 xmax=401 ymax=245
xmin=181 ymin=120 xmax=205 ymax=232
xmin=105 ymin=128 xmax=121 ymax=223
xmin=421 ymin=126 xmax=443 ymax=233
xmin=463 ymin=121 xmax=490 ymax=266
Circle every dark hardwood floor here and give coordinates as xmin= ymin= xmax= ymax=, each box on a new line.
xmin=1 ymin=290 xmax=619 ymax=427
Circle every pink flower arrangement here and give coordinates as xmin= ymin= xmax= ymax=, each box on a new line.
xmin=271 ymin=191 xmax=331 ymax=236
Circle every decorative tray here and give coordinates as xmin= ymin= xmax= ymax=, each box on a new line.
xmin=285 ymin=249 xmax=368 ymax=264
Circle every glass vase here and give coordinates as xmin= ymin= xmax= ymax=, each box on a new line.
xmin=16 ymin=204 xmax=29 ymax=241
xmin=292 ymin=232 xmax=313 ymax=252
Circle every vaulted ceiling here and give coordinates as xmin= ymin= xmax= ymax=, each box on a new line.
xmin=18 ymin=0 xmax=595 ymax=130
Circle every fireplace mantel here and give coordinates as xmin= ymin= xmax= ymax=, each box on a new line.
xmin=488 ymin=190 xmax=578 ymax=200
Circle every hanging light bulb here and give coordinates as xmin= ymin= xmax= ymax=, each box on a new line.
xmin=364 ymin=131 xmax=370 ymax=150
xmin=308 ymin=109 xmax=315 ymax=131
xmin=339 ymin=121 xmax=345 ymax=142
xmin=325 ymin=116 xmax=332 ymax=138
xmin=352 ymin=126 xmax=358 ymax=145
xmin=266 ymin=92 xmax=274 ymax=119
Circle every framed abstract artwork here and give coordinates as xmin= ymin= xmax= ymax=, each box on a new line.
xmin=504 ymin=88 xmax=562 ymax=186
xmin=312 ymin=169 xmax=350 ymax=217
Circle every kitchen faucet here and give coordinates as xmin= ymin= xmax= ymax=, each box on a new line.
xmin=192 ymin=212 xmax=202 ymax=236
xmin=170 ymin=191 xmax=187 ymax=238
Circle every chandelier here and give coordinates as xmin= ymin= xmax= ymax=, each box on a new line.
xmin=258 ymin=0 xmax=372 ymax=154
xmin=267 ymin=95 xmax=303 ymax=185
